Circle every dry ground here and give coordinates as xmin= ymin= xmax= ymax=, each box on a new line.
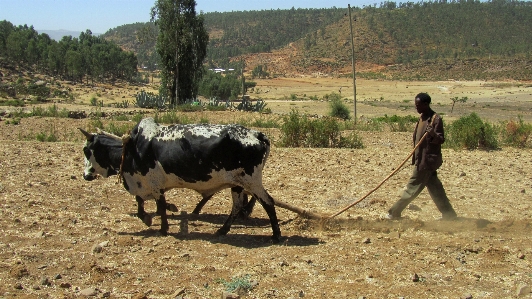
xmin=0 ymin=79 xmax=531 ymax=299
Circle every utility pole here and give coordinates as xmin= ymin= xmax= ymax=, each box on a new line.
xmin=241 ymin=59 xmax=246 ymax=99
xmin=348 ymin=4 xmax=357 ymax=123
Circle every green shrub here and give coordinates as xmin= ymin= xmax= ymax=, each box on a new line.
xmin=279 ymin=109 xmax=308 ymax=147
xmin=279 ymin=109 xmax=363 ymax=148
xmin=501 ymin=116 xmax=532 ymax=148
xmin=446 ymin=113 xmax=499 ymax=150
xmin=329 ymin=97 xmax=351 ymax=120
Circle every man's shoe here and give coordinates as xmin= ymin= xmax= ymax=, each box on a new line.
xmin=383 ymin=213 xmax=402 ymax=220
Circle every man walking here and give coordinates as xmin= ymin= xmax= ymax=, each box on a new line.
xmin=387 ymin=92 xmax=457 ymax=220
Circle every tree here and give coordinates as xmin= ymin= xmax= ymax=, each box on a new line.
xmin=150 ymin=0 xmax=208 ymax=106
xmin=450 ymin=96 xmax=468 ymax=113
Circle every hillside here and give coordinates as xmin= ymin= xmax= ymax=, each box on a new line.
xmin=101 ymin=0 xmax=532 ymax=80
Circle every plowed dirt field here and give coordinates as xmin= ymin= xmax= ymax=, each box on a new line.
xmin=0 ymin=109 xmax=531 ymax=299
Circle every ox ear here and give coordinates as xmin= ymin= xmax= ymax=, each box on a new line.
xmin=78 ymin=128 xmax=94 ymax=141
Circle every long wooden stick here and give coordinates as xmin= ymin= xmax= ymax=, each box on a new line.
xmin=328 ymin=123 xmax=434 ymax=219
xmin=274 ymin=199 xmax=324 ymax=220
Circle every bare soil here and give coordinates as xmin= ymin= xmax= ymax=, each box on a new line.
xmin=1 ymin=79 xmax=531 ymax=299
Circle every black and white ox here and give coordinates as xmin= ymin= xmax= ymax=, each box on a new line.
xmin=79 ymin=117 xmax=281 ymax=242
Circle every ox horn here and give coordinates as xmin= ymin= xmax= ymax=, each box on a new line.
xmin=96 ymin=128 xmax=123 ymax=141
xmin=78 ymin=128 xmax=94 ymax=140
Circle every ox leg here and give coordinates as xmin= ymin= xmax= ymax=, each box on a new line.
xmin=192 ymin=194 xmax=214 ymax=214
xmin=255 ymin=190 xmax=281 ymax=243
xmin=156 ymin=195 xmax=169 ymax=236
xmin=216 ymin=187 xmax=247 ymax=236
xmin=239 ymin=194 xmax=257 ymax=219
xmin=136 ymin=196 xmax=152 ymax=227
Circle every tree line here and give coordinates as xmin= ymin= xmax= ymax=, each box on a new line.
xmin=0 ymin=21 xmax=138 ymax=83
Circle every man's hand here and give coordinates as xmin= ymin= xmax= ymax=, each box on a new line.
xmin=425 ymin=125 xmax=436 ymax=136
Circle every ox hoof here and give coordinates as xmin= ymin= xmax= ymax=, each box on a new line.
xmin=271 ymin=235 xmax=281 ymax=244
xmin=158 ymin=230 xmax=168 ymax=236
xmin=215 ymin=228 xmax=229 ymax=236
xmin=142 ymin=214 xmax=153 ymax=227
xmin=166 ymin=204 xmax=178 ymax=213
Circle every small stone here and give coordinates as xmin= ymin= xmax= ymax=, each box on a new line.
xmin=32 ymin=285 xmax=41 ymax=290
xmin=222 ymin=291 xmax=240 ymax=299
xmin=54 ymin=273 xmax=62 ymax=279
xmin=408 ymin=204 xmax=421 ymax=211
xmin=70 ymin=175 xmax=77 ymax=180
xmin=517 ymin=284 xmax=530 ymax=296
xmin=35 ymin=231 xmax=45 ymax=238
xmin=92 ymin=244 xmax=103 ymax=254
xmin=412 ymin=273 xmax=420 ymax=282
xmin=80 ymin=287 xmax=98 ymax=296
xmin=517 ymin=252 xmax=525 ymax=259
xmin=99 ymin=241 xmax=110 ymax=247
xmin=59 ymin=282 xmax=71 ymax=288
xmin=362 ymin=238 xmax=371 ymax=244
xmin=41 ymin=277 xmax=51 ymax=286
xmin=299 ymin=290 xmax=305 ymax=297
xmin=520 ymin=189 xmax=526 ymax=194
xmin=14 ymin=283 xmax=23 ymax=290
xmin=463 ymin=294 xmax=473 ymax=299
xmin=459 ymin=172 xmax=466 ymax=177
xmin=172 ymin=287 xmax=185 ymax=298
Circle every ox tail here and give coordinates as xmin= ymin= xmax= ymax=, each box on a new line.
xmin=257 ymin=131 xmax=271 ymax=163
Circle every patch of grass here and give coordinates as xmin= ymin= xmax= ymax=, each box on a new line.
xmin=112 ymin=114 xmax=130 ymax=121
xmin=248 ymin=117 xmax=280 ymax=128
xmin=132 ymin=113 xmax=144 ymax=123
xmin=36 ymin=125 xmax=58 ymax=142
xmin=205 ymin=104 xmax=226 ymax=111
xmin=372 ymin=114 xmax=418 ymax=132
xmin=0 ymin=99 xmax=25 ymax=107
xmin=177 ymin=103 xmax=203 ymax=112
xmin=216 ymin=274 xmax=254 ymax=293
xmin=5 ymin=117 xmax=21 ymax=125
xmin=154 ymin=110 xmax=194 ymax=124
xmin=105 ymin=122 xmax=132 ymax=136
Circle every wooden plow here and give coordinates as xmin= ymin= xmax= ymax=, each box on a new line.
xmin=274 ymin=125 xmax=432 ymax=222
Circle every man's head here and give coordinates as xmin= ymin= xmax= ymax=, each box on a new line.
xmin=415 ymin=92 xmax=431 ymax=114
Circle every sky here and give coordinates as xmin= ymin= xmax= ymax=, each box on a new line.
xmin=0 ymin=0 xmax=379 ymax=34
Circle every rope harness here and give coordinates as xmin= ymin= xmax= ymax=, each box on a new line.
xmin=117 ymin=132 xmax=131 ymax=184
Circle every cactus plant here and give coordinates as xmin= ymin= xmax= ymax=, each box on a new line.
xmin=135 ymin=91 xmax=167 ymax=109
